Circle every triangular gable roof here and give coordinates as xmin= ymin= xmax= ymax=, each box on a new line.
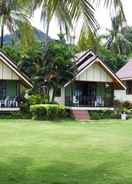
xmin=116 ymin=60 xmax=132 ymax=81
xmin=0 ymin=51 xmax=32 ymax=88
xmin=64 ymin=50 xmax=126 ymax=90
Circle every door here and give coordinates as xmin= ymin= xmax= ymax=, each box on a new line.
xmin=87 ymin=83 xmax=96 ymax=106
xmin=75 ymin=82 xmax=96 ymax=106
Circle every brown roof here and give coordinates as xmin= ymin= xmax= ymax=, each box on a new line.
xmin=0 ymin=51 xmax=32 ymax=88
xmin=64 ymin=50 xmax=126 ymax=90
xmin=116 ymin=60 xmax=132 ymax=80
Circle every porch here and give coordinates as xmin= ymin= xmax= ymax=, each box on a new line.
xmin=0 ymin=80 xmax=20 ymax=111
xmin=65 ymin=81 xmax=114 ymax=109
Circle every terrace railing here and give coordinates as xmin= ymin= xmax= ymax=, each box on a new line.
xmin=0 ymin=96 xmax=20 ymax=108
xmin=65 ymin=96 xmax=113 ymax=107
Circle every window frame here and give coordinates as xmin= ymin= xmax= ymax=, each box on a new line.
xmin=0 ymin=80 xmax=7 ymax=99
xmin=55 ymin=88 xmax=61 ymax=97
xmin=126 ymin=81 xmax=132 ymax=95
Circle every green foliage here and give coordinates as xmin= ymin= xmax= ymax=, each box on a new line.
xmin=30 ymin=104 xmax=65 ymax=120
xmin=0 ymin=0 xmax=32 ymax=48
xmin=89 ymin=111 xmax=101 ymax=120
xmin=0 ymin=112 xmax=31 ymax=119
xmin=97 ymin=47 xmax=127 ymax=72
xmin=77 ymin=29 xmax=102 ymax=53
xmin=18 ymin=42 xmax=43 ymax=77
xmin=33 ymin=42 xmax=76 ymax=101
xmin=113 ymin=100 xmax=132 ymax=112
xmin=18 ymin=22 xmax=36 ymax=56
xmin=1 ymin=46 xmax=21 ymax=64
xmin=105 ymin=15 xmax=132 ymax=56
xmin=90 ymin=110 xmax=115 ymax=120
xmin=27 ymin=95 xmax=49 ymax=105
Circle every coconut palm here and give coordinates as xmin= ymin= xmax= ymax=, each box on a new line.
xmin=105 ymin=14 xmax=132 ymax=55
xmin=32 ymin=0 xmax=125 ymax=46
xmin=77 ymin=28 xmax=102 ymax=53
xmin=0 ymin=0 xmax=31 ymax=48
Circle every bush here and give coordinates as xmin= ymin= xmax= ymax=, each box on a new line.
xmin=0 ymin=112 xmax=31 ymax=119
xmin=113 ymin=100 xmax=123 ymax=109
xmin=90 ymin=110 xmax=117 ymax=120
xmin=19 ymin=95 xmax=49 ymax=118
xmin=27 ymin=95 xmax=49 ymax=105
xmin=89 ymin=112 xmax=101 ymax=120
xmin=30 ymin=104 xmax=65 ymax=120
xmin=122 ymin=101 xmax=132 ymax=109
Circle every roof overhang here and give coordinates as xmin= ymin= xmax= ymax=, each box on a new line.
xmin=64 ymin=55 xmax=126 ymax=90
xmin=0 ymin=52 xmax=32 ymax=88
xmin=119 ymin=77 xmax=132 ymax=81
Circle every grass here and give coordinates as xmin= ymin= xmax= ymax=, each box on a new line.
xmin=0 ymin=119 xmax=132 ymax=183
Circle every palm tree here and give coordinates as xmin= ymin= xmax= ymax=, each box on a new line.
xmin=0 ymin=0 xmax=31 ymax=48
xmin=77 ymin=28 xmax=102 ymax=53
xmin=105 ymin=14 xmax=132 ymax=55
xmin=32 ymin=0 xmax=125 ymax=46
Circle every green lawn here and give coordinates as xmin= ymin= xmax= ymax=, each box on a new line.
xmin=0 ymin=119 xmax=132 ymax=184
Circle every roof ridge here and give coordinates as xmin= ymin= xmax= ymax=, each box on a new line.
xmin=0 ymin=51 xmax=32 ymax=87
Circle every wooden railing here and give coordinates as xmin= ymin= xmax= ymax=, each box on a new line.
xmin=0 ymin=96 xmax=20 ymax=108
xmin=65 ymin=96 xmax=113 ymax=107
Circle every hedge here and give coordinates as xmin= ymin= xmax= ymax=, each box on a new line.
xmin=89 ymin=110 xmax=120 ymax=120
xmin=30 ymin=104 xmax=65 ymax=120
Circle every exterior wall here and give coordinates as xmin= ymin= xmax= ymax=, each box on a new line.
xmin=55 ymin=87 xmax=65 ymax=105
xmin=114 ymin=80 xmax=132 ymax=102
xmin=114 ymin=90 xmax=132 ymax=102
xmin=0 ymin=59 xmax=19 ymax=80
xmin=65 ymin=82 xmax=113 ymax=107
xmin=6 ymin=81 xmax=17 ymax=97
xmin=76 ymin=63 xmax=113 ymax=82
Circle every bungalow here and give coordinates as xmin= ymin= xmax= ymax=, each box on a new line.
xmin=0 ymin=51 xmax=32 ymax=111
xmin=115 ymin=60 xmax=132 ymax=102
xmin=55 ymin=50 xmax=126 ymax=119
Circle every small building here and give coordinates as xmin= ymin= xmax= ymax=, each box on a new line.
xmin=0 ymin=51 xmax=32 ymax=111
xmin=55 ymin=50 xmax=125 ymax=119
xmin=115 ymin=60 xmax=132 ymax=102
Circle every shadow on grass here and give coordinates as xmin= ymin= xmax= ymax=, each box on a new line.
xmin=0 ymin=157 xmax=132 ymax=184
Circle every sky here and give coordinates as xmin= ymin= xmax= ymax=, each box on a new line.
xmin=31 ymin=0 xmax=132 ymax=41
xmin=5 ymin=0 xmax=132 ymax=41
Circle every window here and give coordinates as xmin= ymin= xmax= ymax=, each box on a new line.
xmin=126 ymin=81 xmax=132 ymax=94
xmin=0 ymin=81 xmax=6 ymax=99
xmin=55 ymin=88 xmax=61 ymax=97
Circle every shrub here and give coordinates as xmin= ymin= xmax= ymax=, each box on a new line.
xmin=113 ymin=100 xmax=123 ymax=109
xmin=30 ymin=104 xmax=65 ymax=120
xmin=28 ymin=95 xmax=42 ymax=105
xmin=27 ymin=95 xmax=49 ymax=105
xmin=90 ymin=112 xmax=101 ymax=120
xmin=90 ymin=110 xmax=118 ymax=120
xmin=122 ymin=101 xmax=132 ymax=109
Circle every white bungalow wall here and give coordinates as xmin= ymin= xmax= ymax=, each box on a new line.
xmin=76 ymin=62 xmax=113 ymax=82
xmin=0 ymin=59 xmax=19 ymax=80
xmin=114 ymin=81 xmax=132 ymax=102
xmin=55 ymin=88 xmax=65 ymax=105
xmin=114 ymin=90 xmax=132 ymax=102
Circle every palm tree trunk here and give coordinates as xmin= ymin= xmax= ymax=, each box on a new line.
xmin=51 ymin=88 xmax=55 ymax=103
xmin=0 ymin=17 xmax=4 ymax=48
xmin=45 ymin=21 xmax=50 ymax=50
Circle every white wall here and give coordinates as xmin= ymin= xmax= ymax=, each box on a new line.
xmin=55 ymin=88 xmax=65 ymax=105
xmin=114 ymin=90 xmax=132 ymax=102
xmin=76 ymin=63 xmax=113 ymax=82
xmin=0 ymin=59 xmax=19 ymax=80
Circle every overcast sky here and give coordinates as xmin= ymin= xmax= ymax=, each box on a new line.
xmin=4 ymin=0 xmax=132 ymax=41
xmin=30 ymin=0 xmax=132 ymax=40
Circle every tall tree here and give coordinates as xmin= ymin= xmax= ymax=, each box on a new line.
xmin=32 ymin=0 xmax=125 ymax=45
xmin=0 ymin=0 xmax=31 ymax=48
xmin=105 ymin=14 xmax=132 ymax=55
xmin=77 ymin=29 xmax=102 ymax=53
